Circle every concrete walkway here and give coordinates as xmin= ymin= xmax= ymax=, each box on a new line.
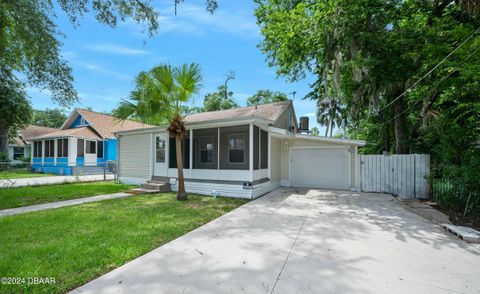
xmin=0 ymin=192 xmax=133 ymax=217
xmin=72 ymin=188 xmax=480 ymax=294
xmin=0 ymin=174 xmax=114 ymax=188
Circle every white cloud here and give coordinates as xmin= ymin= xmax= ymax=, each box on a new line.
xmin=86 ymin=43 xmax=150 ymax=55
xmin=75 ymin=62 xmax=131 ymax=80
xmin=302 ymin=112 xmax=316 ymax=117
xmin=122 ymin=4 xmax=259 ymax=38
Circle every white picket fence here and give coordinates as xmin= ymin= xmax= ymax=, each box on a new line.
xmin=360 ymin=154 xmax=430 ymax=199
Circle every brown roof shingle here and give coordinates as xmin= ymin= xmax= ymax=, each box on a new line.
xmin=10 ymin=125 xmax=59 ymax=146
xmin=74 ymin=109 xmax=153 ymax=138
xmin=185 ymin=100 xmax=292 ymax=124
xmin=33 ymin=126 xmax=102 ymax=140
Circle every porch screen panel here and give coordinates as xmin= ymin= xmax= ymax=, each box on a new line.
xmin=192 ymin=128 xmax=217 ymax=169
xmin=97 ymin=141 xmax=104 ymax=158
xmin=261 ymin=130 xmax=268 ymax=169
xmin=57 ymin=138 xmax=68 ymax=157
xmin=77 ymin=139 xmax=84 ymax=157
xmin=219 ymin=125 xmax=249 ymax=170
xmin=168 ymin=137 xmax=190 ymax=168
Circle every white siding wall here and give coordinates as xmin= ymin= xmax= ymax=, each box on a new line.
xmin=118 ymin=133 xmax=152 ymax=184
xmin=271 ymin=137 xmax=281 ymax=182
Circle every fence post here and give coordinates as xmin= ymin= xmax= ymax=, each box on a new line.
xmin=103 ymin=161 xmax=106 ymax=181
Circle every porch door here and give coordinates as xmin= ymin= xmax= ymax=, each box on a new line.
xmin=154 ymin=134 xmax=168 ymax=176
xmin=84 ymin=140 xmax=97 ymax=166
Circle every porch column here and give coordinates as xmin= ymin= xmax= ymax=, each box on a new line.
xmin=249 ymin=122 xmax=254 ymax=182
xmin=41 ymin=140 xmax=45 ymax=165
xmin=217 ymin=128 xmax=220 ymax=170
xmin=54 ymin=138 xmax=57 ymax=166
xmin=268 ymin=132 xmax=272 ymax=179
xmin=189 ymin=129 xmax=193 ymax=178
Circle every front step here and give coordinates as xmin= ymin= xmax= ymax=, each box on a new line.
xmin=139 ymin=181 xmax=171 ymax=193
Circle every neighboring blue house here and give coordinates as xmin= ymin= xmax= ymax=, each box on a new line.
xmin=31 ymin=108 xmax=151 ymax=175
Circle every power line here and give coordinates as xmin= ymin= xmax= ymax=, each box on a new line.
xmin=378 ymin=26 xmax=480 ymax=113
xmin=376 ymin=44 xmax=480 ymax=127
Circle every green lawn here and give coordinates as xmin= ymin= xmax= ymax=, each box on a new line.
xmin=0 ymin=182 xmax=134 ymax=210
xmin=0 ymin=169 xmax=54 ymax=179
xmin=0 ymin=193 xmax=247 ymax=293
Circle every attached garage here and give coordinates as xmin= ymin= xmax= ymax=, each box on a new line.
xmin=290 ymin=148 xmax=350 ymax=189
xmin=278 ymin=135 xmax=365 ymax=191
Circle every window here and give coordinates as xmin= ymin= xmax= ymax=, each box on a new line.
xmin=13 ymin=147 xmax=24 ymax=160
xmin=200 ymin=136 xmax=214 ymax=163
xmin=97 ymin=141 xmax=104 ymax=158
xmin=44 ymin=140 xmax=54 ymax=157
xmin=156 ymin=137 xmax=165 ymax=162
xmin=57 ymin=138 xmax=68 ymax=157
xmin=228 ymin=134 xmax=244 ymax=163
xmin=86 ymin=140 xmax=96 ymax=154
xmin=33 ymin=141 xmax=42 ymax=157
xmin=77 ymin=139 xmax=84 ymax=157
xmin=80 ymin=117 xmax=86 ymax=125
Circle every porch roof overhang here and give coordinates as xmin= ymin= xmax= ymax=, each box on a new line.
xmin=268 ymin=127 xmax=366 ymax=146
xmin=113 ymin=116 xmax=275 ymax=137
xmin=30 ymin=127 xmax=103 ymax=141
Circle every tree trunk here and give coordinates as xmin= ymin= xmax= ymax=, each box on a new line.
xmin=330 ymin=123 xmax=334 ymax=137
xmin=175 ymin=135 xmax=187 ymax=201
xmin=393 ymin=95 xmax=407 ymax=154
xmin=324 ymin=122 xmax=329 ymax=137
xmin=0 ymin=117 xmax=9 ymax=160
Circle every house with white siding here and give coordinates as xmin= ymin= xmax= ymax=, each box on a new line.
xmin=114 ymin=101 xmax=365 ymax=199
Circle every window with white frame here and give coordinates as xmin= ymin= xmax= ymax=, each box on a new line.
xmin=200 ymin=136 xmax=214 ymax=163
xmin=86 ymin=140 xmax=96 ymax=154
xmin=228 ymin=134 xmax=244 ymax=163
xmin=156 ymin=137 xmax=165 ymax=162
xmin=13 ymin=147 xmax=24 ymax=160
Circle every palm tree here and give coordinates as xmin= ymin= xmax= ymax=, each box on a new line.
xmin=316 ymin=97 xmax=344 ymax=137
xmin=114 ymin=63 xmax=202 ymax=201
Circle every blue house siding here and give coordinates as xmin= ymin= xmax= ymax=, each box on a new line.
xmin=71 ymin=115 xmax=89 ymax=128
xmin=105 ymin=139 xmax=117 ymax=161
xmin=31 ymin=158 xmax=73 ymax=175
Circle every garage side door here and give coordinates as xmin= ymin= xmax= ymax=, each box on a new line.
xmin=291 ymin=148 xmax=350 ymax=189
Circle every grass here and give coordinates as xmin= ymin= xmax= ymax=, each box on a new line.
xmin=0 ymin=169 xmax=54 ymax=179
xmin=0 ymin=193 xmax=247 ymax=293
xmin=0 ymin=182 xmax=134 ymax=210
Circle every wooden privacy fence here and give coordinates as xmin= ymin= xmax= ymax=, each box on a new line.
xmin=360 ymin=154 xmax=430 ymax=199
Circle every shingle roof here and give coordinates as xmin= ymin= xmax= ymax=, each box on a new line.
xmin=72 ymin=109 xmax=153 ymax=139
xmin=32 ymin=126 xmax=102 ymax=140
xmin=9 ymin=125 xmax=58 ymax=146
xmin=185 ymin=100 xmax=292 ymax=124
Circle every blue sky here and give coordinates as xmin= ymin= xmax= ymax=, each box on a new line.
xmin=27 ymin=0 xmax=323 ymax=131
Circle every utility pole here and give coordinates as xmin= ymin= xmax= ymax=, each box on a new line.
xmin=289 ymin=90 xmax=297 ymax=100
xmin=224 ymin=71 xmax=235 ymax=100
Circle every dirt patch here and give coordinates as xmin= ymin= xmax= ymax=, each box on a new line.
xmin=426 ymin=202 xmax=480 ymax=231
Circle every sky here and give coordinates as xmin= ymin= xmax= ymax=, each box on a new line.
xmin=27 ymin=0 xmax=323 ymax=132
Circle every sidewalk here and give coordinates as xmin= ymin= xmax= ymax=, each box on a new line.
xmin=0 ymin=174 xmax=115 ymax=188
xmin=0 ymin=192 xmax=133 ymax=217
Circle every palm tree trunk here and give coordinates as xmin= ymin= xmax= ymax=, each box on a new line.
xmin=324 ymin=124 xmax=329 ymax=137
xmin=328 ymin=119 xmax=333 ymax=137
xmin=175 ymin=135 xmax=187 ymax=200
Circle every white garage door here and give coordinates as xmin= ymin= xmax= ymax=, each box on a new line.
xmin=291 ymin=148 xmax=350 ymax=189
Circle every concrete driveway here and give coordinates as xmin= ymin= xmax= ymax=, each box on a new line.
xmin=73 ymin=189 xmax=480 ymax=294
